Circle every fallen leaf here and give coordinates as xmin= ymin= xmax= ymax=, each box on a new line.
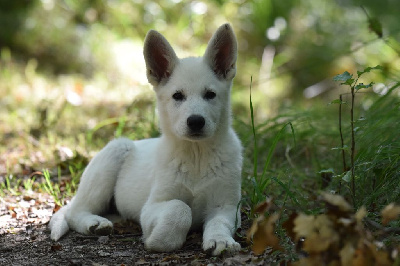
xmin=52 ymin=204 xmax=61 ymax=214
xmin=253 ymin=197 xmax=274 ymax=214
xmin=302 ymin=215 xmax=339 ymax=253
xmin=113 ymin=220 xmax=141 ymax=235
xmin=381 ymin=203 xmax=400 ymax=225
xmin=161 ymin=254 xmax=180 ymax=262
xmin=352 ymin=246 xmax=371 ymax=266
xmin=23 ymin=195 xmax=34 ymax=201
xmin=365 ymin=240 xmax=392 ymax=266
xmin=247 ymin=213 xmax=281 ymax=255
xmin=355 ymin=206 xmax=367 ymax=224
xmin=50 ymin=244 xmax=62 ymax=252
xmin=282 ymin=212 xmax=298 ymax=240
xmin=321 ymin=192 xmax=352 ymax=215
xmin=292 ymin=213 xmax=315 ymax=241
xmin=294 ymin=255 xmax=334 ymax=266
xmin=339 ymin=242 xmax=355 ymax=266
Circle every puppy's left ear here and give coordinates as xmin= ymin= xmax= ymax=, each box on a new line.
xmin=204 ymin=23 xmax=238 ymax=81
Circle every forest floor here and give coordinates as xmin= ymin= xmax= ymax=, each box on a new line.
xmin=0 ymin=191 xmax=276 ymax=266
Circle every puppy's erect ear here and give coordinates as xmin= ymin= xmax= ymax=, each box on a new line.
xmin=143 ymin=30 xmax=178 ymax=86
xmin=204 ymin=23 xmax=238 ymax=81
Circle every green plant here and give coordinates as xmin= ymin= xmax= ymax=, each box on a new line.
xmin=41 ymin=169 xmax=63 ymax=206
xmin=332 ymin=65 xmax=391 ymax=204
xmin=353 ymin=83 xmax=400 ymax=208
xmin=0 ymin=174 xmax=21 ymax=196
xmin=23 ymin=176 xmax=36 ymax=192
xmin=65 ymin=165 xmax=83 ymax=198
xmin=248 ymin=77 xmax=297 ymax=212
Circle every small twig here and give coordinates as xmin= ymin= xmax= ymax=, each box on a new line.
xmin=349 ymin=73 xmax=361 ymax=204
xmin=360 ymin=6 xmax=370 ymax=19
xmin=29 ymin=171 xmax=43 ymax=179
xmin=364 ymin=218 xmax=400 ymax=238
xmin=111 ymin=233 xmax=142 ymax=238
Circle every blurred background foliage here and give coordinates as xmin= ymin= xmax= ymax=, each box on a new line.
xmin=1 ymin=0 xmax=399 ymax=99
xmin=1 ymin=0 xmax=399 ymax=106
xmin=0 ymin=0 xmax=399 ymax=209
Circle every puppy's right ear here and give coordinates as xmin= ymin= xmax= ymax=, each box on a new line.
xmin=143 ymin=30 xmax=178 ymax=87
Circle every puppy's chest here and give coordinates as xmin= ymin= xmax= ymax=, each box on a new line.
xmin=171 ymin=153 xmax=229 ymax=194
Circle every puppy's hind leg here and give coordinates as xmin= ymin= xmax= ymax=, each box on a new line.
xmin=65 ymin=138 xmax=135 ymax=236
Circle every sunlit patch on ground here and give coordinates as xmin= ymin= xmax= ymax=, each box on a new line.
xmin=0 ymin=192 xmax=54 ymax=235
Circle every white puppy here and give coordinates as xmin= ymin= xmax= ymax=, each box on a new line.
xmin=49 ymin=23 xmax=242 ymax=256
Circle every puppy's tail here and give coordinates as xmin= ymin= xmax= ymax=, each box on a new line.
xmin=49 ymin=204 xmax=70 ymax=241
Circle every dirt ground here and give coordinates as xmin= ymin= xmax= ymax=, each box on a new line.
xmin=0 ymin=193 xmax=275 ymax=265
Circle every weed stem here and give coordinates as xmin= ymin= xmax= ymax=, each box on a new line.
xmin=338 ymin=94 xmax=347 ymax=193
xmin=350 ymin=86 xmax=356 ymax=201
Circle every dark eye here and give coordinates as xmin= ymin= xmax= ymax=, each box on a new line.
xmin=204 ymin=90 xmax=216 ymax=100
xmin=172 ymin=91 xmax=185 ymax=101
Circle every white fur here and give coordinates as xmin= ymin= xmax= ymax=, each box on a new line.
xmin=49 ymin=24 xmax=242 ymax=256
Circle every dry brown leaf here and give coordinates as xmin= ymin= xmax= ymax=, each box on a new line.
xmin=294 ymin=255 xmax=336 ymax=266
xmin=321 ymin=192 xmax=352 ymax=214
xmin=339 ymin=242 xmax=355 ymax=266
xmin=247 ymin=213 xmax=281 ymax=255
xmin=381 ymin=203 xmax=400 ymax=226
xmin=161 ymin=254 xmax=181 ymax=262
xmin=302 ymin=215 xmax=339 ymax=253
xmin=337 ymin=217 xmax=353 ymax=228
xmin=282 ymin=212 xmax=298 ymax=240
xmin=293 ymin=213 xmax=339 ymax=252
xmin=23 ymin=195 xmax=34 ymax=201
xmin=352 ymin=246 xmax=372 ymax=266
xmin=285 ymin=194 xmax=396 ymax=265
xmin=50 ymin=244 xmax=62 ymax=252
xmin=246 ymin=216 xmax=260 ymax=241
xmin=354 ymin=206 xmax=367 ymax=224
xmin=292 ymin=213 xmax=315 ymax=241
xmin=253 ymin=197 xmax=273 ymax=214
xmin=52 ymin=204 xmax=61 ymax=214
xmin=351 ymin=239 xmax=394 ymax=266
xmin=365 ymin=240 xmax=392 ymax=266
xmin=113 ymin=220 xmax=141 ymax=235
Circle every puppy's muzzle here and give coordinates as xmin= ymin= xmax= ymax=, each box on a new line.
xmin=187 ymin=115 xmax=205 ymax=134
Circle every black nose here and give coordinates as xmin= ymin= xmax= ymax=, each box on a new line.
xmin=187 ymin=115 xmax=205 ymax=132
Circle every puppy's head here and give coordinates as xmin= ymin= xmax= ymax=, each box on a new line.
xmin=143 ymin=24 xmax=237 ymax=141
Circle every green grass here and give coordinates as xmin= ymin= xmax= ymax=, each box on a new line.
xmin=350 ymin=83 xmax=400 ymax=209
xmin=42 ymin=169 xmax=63 ymax=206
xmin=237 ymin=81 xmax=400 ymax=262
xmin=236 ymin=80 xmax=400 ymax=221
xmin=239 ymin=105 xmax=337 ymax=212
xmin=0 ymin=175 xmax=21 ymax=196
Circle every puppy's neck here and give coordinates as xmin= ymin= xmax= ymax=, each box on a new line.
xmin=162 ymin=124 xmax=230 ymax=152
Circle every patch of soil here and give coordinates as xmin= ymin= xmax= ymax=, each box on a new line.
xmin=0 ymin=193 xmax=274 ymax=265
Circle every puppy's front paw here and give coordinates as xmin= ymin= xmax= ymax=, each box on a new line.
xmin=203 ymin=237 xmax=241 ymax=256
xmin=145 ymin=232 xmax=186 ymax=252
xmin=88 ymin=218 xmax=113 ymax=236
